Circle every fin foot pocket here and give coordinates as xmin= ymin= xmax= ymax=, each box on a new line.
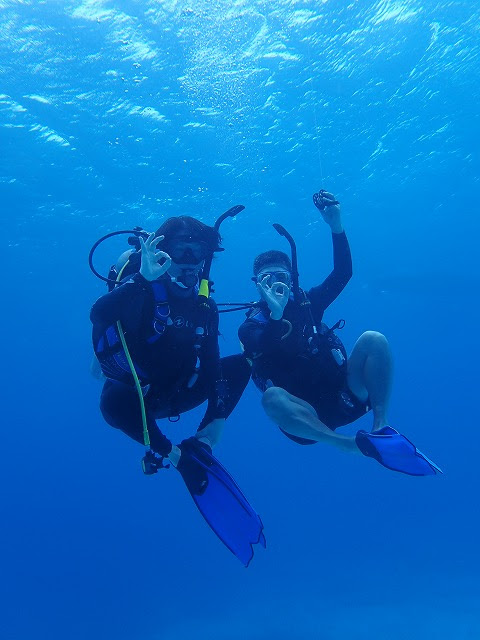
xmin=356 ymin=426 xmax=442 ymax=476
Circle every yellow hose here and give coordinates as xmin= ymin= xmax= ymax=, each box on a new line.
xmin=115 ymin=263 xmax=150 ymax=448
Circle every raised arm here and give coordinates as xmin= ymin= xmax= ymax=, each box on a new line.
xmin=308 ymin=190 xmax=352 ymax=314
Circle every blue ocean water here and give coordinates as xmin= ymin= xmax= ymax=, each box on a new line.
xmin=1 ymin=0 xmax=479 ymax=638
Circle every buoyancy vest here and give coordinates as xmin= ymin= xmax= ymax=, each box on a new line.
xmin=94 ymin=281 xmax=173 ymax=385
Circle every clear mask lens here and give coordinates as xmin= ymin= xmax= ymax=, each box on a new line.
xmin=257 ymin=270 xmax=291 ymax=287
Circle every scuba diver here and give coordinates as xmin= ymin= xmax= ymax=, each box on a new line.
xmin=90 ymin=213 xmax=265 ymax=565
xmin=238 ymin=190 xmax=441 ymax=476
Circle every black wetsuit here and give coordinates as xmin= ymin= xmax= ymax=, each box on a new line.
xmin=91 ymin=272 xmax=251 ymax=456
xmin=238 ymin=231 xmax=369 ymax=442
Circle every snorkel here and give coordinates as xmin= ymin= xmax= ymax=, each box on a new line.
xmin=272 ymin=224 xmax=301 ymax=301
xmin=199 ymin=205 xmax=244 ymax=297
xmin=187 ymin=204 xmax=245 ymax=388
xmin=273 ymin=222 xmax=321 ymax=354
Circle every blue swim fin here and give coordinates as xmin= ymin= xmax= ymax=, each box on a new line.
xmin=177 ymin=438 xmax=266 ymax=566
xmin=355 ymin=426 xmax=442 ymax=476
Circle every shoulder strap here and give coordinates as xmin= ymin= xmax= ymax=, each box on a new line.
xmin=146 ymin=281 xmax=171 ymax=344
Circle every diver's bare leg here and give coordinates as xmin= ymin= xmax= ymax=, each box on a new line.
xmin=347 ymin=331 xmax=392 ymax=431
xmin=262 ymin=387 xmax=358 ymax=453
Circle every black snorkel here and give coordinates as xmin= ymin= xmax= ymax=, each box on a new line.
xmin=273 ymin=223 xmax=321 ymax=354
xmin=187 ymin=204 xmax=245 ymax=389
xmin=198 ymin=204 xmax=245 ymax=297
xmin=272 ymin=224 xmax=301 ymax=301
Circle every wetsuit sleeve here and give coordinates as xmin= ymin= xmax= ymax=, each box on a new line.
xmin=307 ymin=231 xmax=352 ymax=315
xmin=238 ymin=310 xmax=288 ymax=358
xmin=198 ymin=300 xmax=223 ymax=428
xmin=90 ymin=273 xmax=150 ymax=330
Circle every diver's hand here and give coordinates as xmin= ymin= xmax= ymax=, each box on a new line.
xmin=139 ymin=233 xmax=172 ymax=281
xmin=313 ymin=190 xmax=343 ymax=233
xmin=196 ymin=418 xmax=225 ymax=449
xmin=257 ymin=276 xmax=290 ymax=320
xmin=167 ymin=444 xmax=181 ymax=468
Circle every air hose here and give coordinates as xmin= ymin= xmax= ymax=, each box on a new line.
xmin=115 ymin=262 xmax=151 ymax=449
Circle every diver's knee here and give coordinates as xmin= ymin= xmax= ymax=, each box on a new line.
xmin=261 ymin=386 xmax=286 ymax=415
xmin=359 ymin=330 xmax=388 ymax=353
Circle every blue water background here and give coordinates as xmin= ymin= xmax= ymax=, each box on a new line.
xmin=1 ymin=1 xmax=479 ymax=638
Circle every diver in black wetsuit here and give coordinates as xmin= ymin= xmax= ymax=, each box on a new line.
xmin=239 ymin=190 xmax=395 ymax=454
xmin=91 ymin=216 xmax=251 ymax=467
xmin=238 ymin=190 xmax=441 ymax=476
